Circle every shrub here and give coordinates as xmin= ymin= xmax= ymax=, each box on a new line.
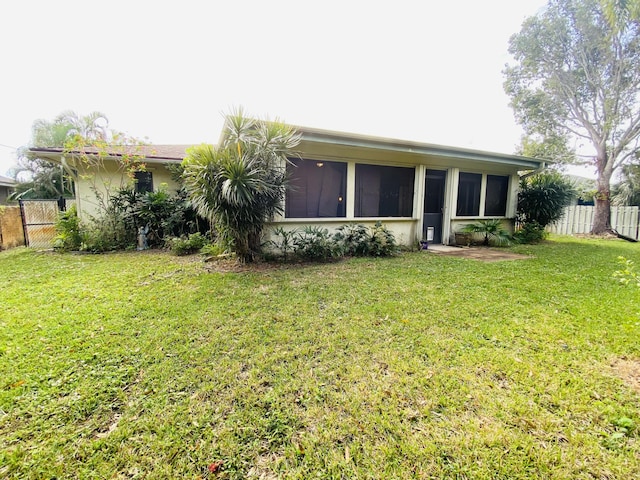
xmin=167 ymin=232 xmax=210 ymax=256
xmin=461 ymin=219 xmax=512 ymax=246
xmin=518 ymin=171 xmax=576 ymax=228
xmin=110 ymin=186 xmax=207 ymax=248
xmin=333 ymin=223 xmax=370 ymax=256
xmin=81 ymin=210 xmax=131 ymax=252
xmin=54 ymin=205 xmax=83 ymax=252
xmin=367 ymin=222 xmax=399 ymax=256
xmin=294 ymin=226 xmax=341 ymax=261
xmin=268 ymin=226 xmax=298 ymax=261
xmin=200 ymin=243 xmax=227 ymax=257
xmin=513 ymin=221 xmax=547 ymax=244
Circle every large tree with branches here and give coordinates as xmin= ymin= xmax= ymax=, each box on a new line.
xmin=504 ymin=0 xmax=640 ymax=233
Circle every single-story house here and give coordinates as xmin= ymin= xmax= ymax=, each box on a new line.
xmin=0 ymin=175 xmax=17 ymax=204
xmin=30 ymin=123 xmax=546 ymax=245
xmin=28 ymin=144 xmax=189 ymax=219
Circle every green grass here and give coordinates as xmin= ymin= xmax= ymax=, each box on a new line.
xmin=1 ymin=236 xmax=639 ymax=479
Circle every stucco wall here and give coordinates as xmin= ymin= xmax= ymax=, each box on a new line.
xmin=0 ymin=206 xmax=25 ymax=250
xmin=264 ymin=219 xmax=417 ymax=247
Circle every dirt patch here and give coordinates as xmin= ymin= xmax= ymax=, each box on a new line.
xmin=427 ymin=247 xmax=531 ymax=262
xmin=611 ymin=358 xmax=640 ymax=394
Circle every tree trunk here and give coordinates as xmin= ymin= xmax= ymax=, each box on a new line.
xmin=592 ymin=195 xmax=612 ymax=234
xmin=592 ymin=164 xmax=613 ymax=234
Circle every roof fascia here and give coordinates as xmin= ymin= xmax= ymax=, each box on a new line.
xmin=27 ymin=147 xmax=183 ymax=164
xmin=299 ymin=129 xmax=545 ymax=170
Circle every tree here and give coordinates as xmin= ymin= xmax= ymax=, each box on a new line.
xmin=10 ymin=111 xmax=109 ymax=199
xmin=182 ymin=111 xmax=300 ymax=262
xmin=9 ymin=157 xmax=72 ymax=199
xmin=504 ymin=0 xmax=640 ymax=233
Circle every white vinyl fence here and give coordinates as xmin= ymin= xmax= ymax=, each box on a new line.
xmin=548 ymin=205 xmax=639 ymax=240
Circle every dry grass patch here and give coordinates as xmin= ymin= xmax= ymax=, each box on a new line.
xmin=611 ymin=357 xmax=640 ymax=394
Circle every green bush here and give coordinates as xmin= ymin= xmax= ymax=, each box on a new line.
xmin=200 ymin=243 xmax=227 ymax=257
xmin=461 ymin=219 xmax=512 ymax=246
xmin=294 ymin=226 xmax=341 ymax=261
xmin=518 ymin=172 xmax=576 ymax=228
xmin=333 ymin=223 xmax=370 ymax=256
xmin=53 ymin=205 xmax=84 ymax=252
xmin=268 ymin=226 xmax=298 ymax=261
xmin=110 ymin=186 xmax=207 ymax=249
xmin=167 ymin=232 xmax=210 ymax=256
xmin=81 ymin=186 xmax=208 ymax=252
xmin=367 ymin=221 xmax=399 ymax=256
xmin=513 ymin=221 xmax=547 ymax=244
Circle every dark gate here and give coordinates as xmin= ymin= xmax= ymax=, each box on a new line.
xmin=423 ymin=169 xmax=446 ymax=244
xmin=19 ymin=198 xmax=75 ymax=248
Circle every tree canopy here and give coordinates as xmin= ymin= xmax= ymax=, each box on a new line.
xmin=504 ymin=0 xmax=640 ymax=233
xmin=10 ymin=111 xmax=109 ymax=199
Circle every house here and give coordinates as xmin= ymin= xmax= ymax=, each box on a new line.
xmin=28 ymin=144 xmax=190 ymax=219
xmin=0 ymin=175 xmax=16 ymax=204
xmin=30 ymin=124 xmax=546 ymax=245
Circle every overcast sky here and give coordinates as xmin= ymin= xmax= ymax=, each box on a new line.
xmin=1 ymin=0 xmax=562 ymax=178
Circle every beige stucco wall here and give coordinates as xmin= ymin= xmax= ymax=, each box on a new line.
xmin=74 ymin=161 xmax=180 ymax=220
xmin=265 ymin=218 xmax=417 ymax=247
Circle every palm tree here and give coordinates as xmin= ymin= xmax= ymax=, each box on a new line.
xmin=182 ymin=110 xmax=300 ymax=262
xmin=55 ymin=110 xmax=109 ymax=142
xmin=11 ymin=111 xmax=110 ymax=199
xmin=461 ymin=219 xmax=512 ymax=246
xmin=612 ymin=164 xmax=640 ymax=206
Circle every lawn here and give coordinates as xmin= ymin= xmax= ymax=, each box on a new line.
xmin=1 ymin=236 xmax=639 ymax=479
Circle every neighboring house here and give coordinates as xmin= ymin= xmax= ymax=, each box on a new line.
xmin=0 ymin=175 xmax=17 ymax=204
xmin=30 ymin=124 xmax=546 ymax=245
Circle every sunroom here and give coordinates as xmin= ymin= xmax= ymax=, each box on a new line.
xmin=271 ymin=125 xmax=546 ymax=246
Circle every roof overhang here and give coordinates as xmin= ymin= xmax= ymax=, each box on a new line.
xmin=294 ymin=126 xmax=546 ymax=172
xmin=27 ymin=146 xmax=189 ymax=166
xmin=0 ymin=177 xmax=16 ymax=187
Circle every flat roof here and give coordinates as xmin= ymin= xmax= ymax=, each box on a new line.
xmin=294 ymin=125 xmax=545 ymax=170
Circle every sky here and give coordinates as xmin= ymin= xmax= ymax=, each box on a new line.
xmin=2 ymin=0 xmax=584 ymax=179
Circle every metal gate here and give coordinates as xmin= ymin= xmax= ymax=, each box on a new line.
xmin=19 ymin=198 xmax=76 ymax=248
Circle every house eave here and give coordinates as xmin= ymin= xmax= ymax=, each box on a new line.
xmin=27 ymin=147 xmax=185 ymax=165
xmin=296 ymin=126 xmax=546 ymax=171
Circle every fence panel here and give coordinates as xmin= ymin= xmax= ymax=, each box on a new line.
xmin=549 ymin=205 xmax=640 ymax=240
xmin=19 ymin=199 xmax=76 ymax=248
xmin=0 ymin=205 xmax=26 ymax=250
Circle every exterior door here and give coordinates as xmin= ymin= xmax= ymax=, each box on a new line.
xmin=423 ymin=169 xmax=447 ymax=244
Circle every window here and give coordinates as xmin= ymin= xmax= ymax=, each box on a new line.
xmin=134 ymin=171 xmax=153 ymax=193
xmin=456 ymin=172 xmax=481 ymax=216
xmin=285 ymin=159 xmax=347 ymax=218
xmin=485 ymin=175 xmax=509 ymax=216
xmin=355 ymin=164 xmax=414 ymax=217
